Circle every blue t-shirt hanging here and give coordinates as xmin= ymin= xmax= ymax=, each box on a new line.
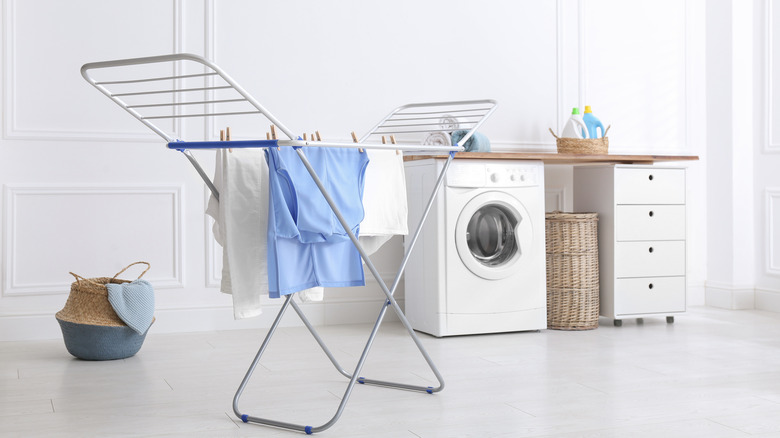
xmin=266 ymin=146 xmax=369 ymax=297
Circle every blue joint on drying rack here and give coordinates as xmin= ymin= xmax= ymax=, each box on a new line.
xmin=305 ymin=426 xmax=313 ymax=434
xmin=427 ymin=387 xmax=434 ymax=394
xmin=450 ymin=146 xmax=458 ymax=158
xmin=293 ymin=136 xmax=303 ymax=150
xmin=241 ymin=414 xmax=248 ymax=423
xmin=357 ymin=377 xmax=366 ymax=384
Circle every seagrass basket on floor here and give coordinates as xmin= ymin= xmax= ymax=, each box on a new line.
xmin=545 ymin=212 xmax=600 ymax=330
xmin=55 ymin=262 xmax=153 ymax=360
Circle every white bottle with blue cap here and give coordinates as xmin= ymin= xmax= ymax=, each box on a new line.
xmin=561 ymin=107 xmax=588 ymax=139
xmin=582 ymin=105 xmax=605 ymax=138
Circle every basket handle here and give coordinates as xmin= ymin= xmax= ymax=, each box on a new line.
xmin=112 ymin=262 xmax=151 ymax=280
xmin=69 ymin=271 xmax=103 ymax=287
xmin=548 ymin=128 xmax=560 ymax=140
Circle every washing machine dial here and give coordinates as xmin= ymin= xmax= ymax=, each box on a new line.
xmin=490 ymin=173 xmax=501 ymax=183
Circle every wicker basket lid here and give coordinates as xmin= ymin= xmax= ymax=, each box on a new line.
xmin=55 ymin=262 xmax=150 ymax=327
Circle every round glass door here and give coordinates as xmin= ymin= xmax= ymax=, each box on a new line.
xmin=455 ymin=191 xmax=533 ymax=280
xmin=466 ymin=205 xmax=518 ymax=267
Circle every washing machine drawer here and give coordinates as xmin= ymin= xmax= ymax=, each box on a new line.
xmin=614 ymin=276 xmax=686 ymax=315
xmin=614 ymin=241 xmax=685 ymax=278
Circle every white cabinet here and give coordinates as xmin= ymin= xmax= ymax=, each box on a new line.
xmin=573 ymin=165 xmax=686 ymax=326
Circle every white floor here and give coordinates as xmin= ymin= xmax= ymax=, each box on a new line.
xmin=3 ymin=306 xmax=780 ymax=437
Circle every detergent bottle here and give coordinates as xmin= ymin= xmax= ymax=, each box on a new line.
xmin=561 ymin=107 xmax=588 ymax=138
xmin=582 ymin=105 xmax=605 ymax=138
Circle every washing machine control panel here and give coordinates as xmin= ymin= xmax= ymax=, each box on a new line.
xmin=448 ymin=163 xmax=540 ymax=188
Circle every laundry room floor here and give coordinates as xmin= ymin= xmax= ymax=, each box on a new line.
xmin=2 ymin=306 xmax=780 ymax=437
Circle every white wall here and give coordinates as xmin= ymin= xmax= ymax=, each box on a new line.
xmin=703 ymin=0 xmax=780 ymax=311
xmin=0 ymin=0 xmax=717 ymax=341
xmin=753 ymin=0 xmax=780 ymax=310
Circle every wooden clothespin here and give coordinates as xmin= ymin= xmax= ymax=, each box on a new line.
xmin=351 ymin=131 xmax=363 ymax=153
xmin=270 ymin=125 xmax=280 ymax=150
xmin=303 ymin=133 xmax=308 ymax=141
xmin=390 ymin=135 xmax=400 ymax=155
xmin=382 ymin=135 xmax=387 ymax=144
xmin=226 ymin=127 xmax=232 ymax=153
xmin=316 ymin=131 xmax=322 ymax=141
xmin=220 ymin=129 xmax=225 ymax=141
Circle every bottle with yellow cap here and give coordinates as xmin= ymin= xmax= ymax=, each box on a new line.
xmin=582 ymin=105 xmax=605 ymax=138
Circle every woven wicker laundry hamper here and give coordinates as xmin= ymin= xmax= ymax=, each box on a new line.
xmin=545 ymin=212 xmax=600 ymax=330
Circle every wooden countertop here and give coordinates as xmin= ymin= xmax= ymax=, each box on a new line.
xmin=404 ymin=152 xmax=699 ymax=165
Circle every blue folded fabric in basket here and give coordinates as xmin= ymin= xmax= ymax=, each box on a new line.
xmin=451 ymin=130 xmax=491 ymax=152
xmin=106 ymin=279 xmax=155 ymax=335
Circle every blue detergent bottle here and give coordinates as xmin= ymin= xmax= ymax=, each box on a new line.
xmin=583 ymin=105 xmax=605 ymax=138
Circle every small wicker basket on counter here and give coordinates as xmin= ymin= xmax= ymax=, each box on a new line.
xmin=545 ymin=212 xmax=600 ymax=330
xmin=548 ymin=126 xmax=610 ymax=154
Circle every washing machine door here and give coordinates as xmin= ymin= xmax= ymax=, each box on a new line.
xmin=455 ymin=191 xmax=533 ymax=280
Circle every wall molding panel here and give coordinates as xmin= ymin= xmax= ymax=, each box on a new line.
xmin=2 ymin=0 xmax=183 ymax=142
xmin=3 ymin=184 xmax=184 ymax=297
xmin=767 ymin=188 xmax=780 ymax=275
xmin=766 ymin=0 xmax=780 ymax=152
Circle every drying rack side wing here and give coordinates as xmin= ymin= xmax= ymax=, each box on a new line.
xmin=80 ymin=53 xmax=296 ymax=143
xmin=360 ymin=99 xmax=498 ymax=150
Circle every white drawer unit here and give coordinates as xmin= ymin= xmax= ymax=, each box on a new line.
xmin=574 ymin=165 xmax=686 ymax=326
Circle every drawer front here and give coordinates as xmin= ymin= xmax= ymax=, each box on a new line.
xmin=615 ymin=241 xmax=685 ymax=278
xmin=615 ymin=168 xmax=685 ymax=204
xmin=614 ymin=276 xmax=686 ymax=315
xmin=616 ymin=205 xmax=686 ymax=241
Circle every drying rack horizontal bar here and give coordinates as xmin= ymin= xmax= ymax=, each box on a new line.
xmin=96 ymin=72 xmax=219 ymax=85
xmin=378 ymin=121 xmax=478 ymax=129
xmin=128 ymin=98 xmax=247 ymax=109
xmin=112 ymin=85 xmax=232 ymax=97
xmin=143 ymin=110 xmax=262 ymax=120
xmin=393 ymin=106 xmax=494 ymax=116
xmin=372 ymin=128 xmax=477 ymax=135
xmin=167 ymin=139 xmax=462 ymax=152
xmin=386 ymin=114 xmax=484 ymax=123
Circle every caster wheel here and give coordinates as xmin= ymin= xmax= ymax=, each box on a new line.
xmin=613 ymin=319 xmax=623 ymax=327
xmin=666 ymin=316 xmax=675 ymax=324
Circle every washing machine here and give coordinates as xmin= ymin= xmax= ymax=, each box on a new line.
xmin=403 ymin=159 xmax=546 ymax=337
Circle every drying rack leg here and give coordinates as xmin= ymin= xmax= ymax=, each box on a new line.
xmin=232 ymin=151 xmax=454 ymax=434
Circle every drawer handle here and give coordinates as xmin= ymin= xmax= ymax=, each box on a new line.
xmin=649 ymin=210 xmax=654 ymax=217
xmin=648 ymin=247 xmax=654 ymax=253
xmin=649 ymin=174 xmax=654 ymax=181
xmin=648 ymin=283 xmax=654 ymax=289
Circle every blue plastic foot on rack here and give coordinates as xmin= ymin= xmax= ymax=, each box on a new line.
xmin=357 ymin=377 xmax=366 ymax=384
xmin=427 ymin=387 xmax=434 ymax=394
xmin=305 ymin=426 xmax=313 ymax=434
xmin=241 ymin=414 xmax=248 ymax=423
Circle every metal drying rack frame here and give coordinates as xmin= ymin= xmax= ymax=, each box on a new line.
xmin=81 ymin=53 xmax=497 ymax=434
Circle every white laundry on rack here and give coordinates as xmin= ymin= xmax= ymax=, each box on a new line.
xmin=206 ymin=149 xmax=324 ymax=319
xmin=359 ymin=149 xmax=409 ymax=255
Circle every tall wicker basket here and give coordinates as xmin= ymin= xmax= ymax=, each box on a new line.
xmin=545 ymin=212 xmax=600 ymax=330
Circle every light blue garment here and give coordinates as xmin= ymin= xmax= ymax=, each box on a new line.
xmin=106 ymin=279 xmax=154 ymax=335
xmin=266 ymin=146 xmax=369 ymax=297
xmin=451 ymin=130 xmax=491 ymax=152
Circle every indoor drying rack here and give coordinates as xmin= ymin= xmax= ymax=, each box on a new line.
xmin=80 ymin=53 xmax=497 ymax=434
